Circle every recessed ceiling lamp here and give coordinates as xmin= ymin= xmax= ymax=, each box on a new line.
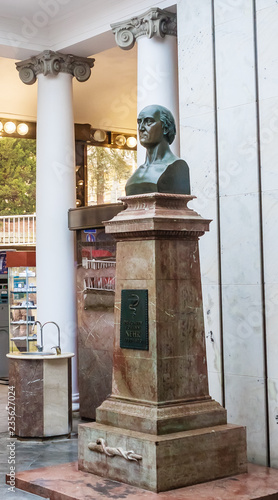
xmin=0 ymin=122 xmax=3 ymax=132
xmin=76 ymin=199 xmax=82 ymax=206
xmin=126 ymin=136 xmax=137 ymax=148
xmin=4 ymin=121 xmax=16 ymax=134
xmin=17 ymin=123 xmax=29 ymax=135
xmin=77 ymin=179 xmax=84 ymax=186
xmin=115 ymin=134 xmax=126 ymax=146
xmin=93 ymin=129 xmax=106 ymax=142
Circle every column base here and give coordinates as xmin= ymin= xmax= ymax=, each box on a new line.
xmin=78 ymin=422 xmax=247 ymax=493
xmin=97 ymin=396 xmax=227 ymax=435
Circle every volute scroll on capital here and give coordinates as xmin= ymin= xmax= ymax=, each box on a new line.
xmin=111 ymin=7 xmax=177 ymax=50
xmin=16 ymin=50 xmax=95 ymax=85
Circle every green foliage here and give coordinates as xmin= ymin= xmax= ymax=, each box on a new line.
xmin=87 ymin=146 xmax=136 ymax=205
xmin=0 ymin=138 xmax=36 ymax=215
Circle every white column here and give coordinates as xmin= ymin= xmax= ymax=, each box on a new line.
xmin=16 ymin=51 xmax=94 ymax=409
xmin=36 ymin=71 xmax=77 ymax=401
xmin=112 ymin=8 xmax=179 ymax=166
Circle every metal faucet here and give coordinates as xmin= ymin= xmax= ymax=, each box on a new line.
xmin=42 ymin=321 xmax=61 ymax=355
xmin=32 ymin=320 xmax=43 ymax=352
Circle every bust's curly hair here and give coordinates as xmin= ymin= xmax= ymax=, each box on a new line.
xmin=157 ymin=105 xmax=176 ymax=145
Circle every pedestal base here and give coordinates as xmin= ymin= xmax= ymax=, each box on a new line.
xmin=78 ymin=422 xmax=247 ymax=493
xmin=97 ymin=396 xmax=227 ymax=434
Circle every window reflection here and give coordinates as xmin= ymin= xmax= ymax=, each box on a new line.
xmin=87 ymin=146 xmax=137 ymax=205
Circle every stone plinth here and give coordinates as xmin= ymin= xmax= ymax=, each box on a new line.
xmin=78 ymin=193 xmax=247 ymax=492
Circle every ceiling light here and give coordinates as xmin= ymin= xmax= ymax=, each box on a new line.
xmin=115 ymin=134 xmax=126 ymax=146
xmin=0 ymin=122 xmax=3 ymax=132
xmin=4 ymin=121 xmax=16 ymax=134
xmin=77 ymin=179 xmax=84 ymax=186
xmin=17 ymin=123 xmax=29 ymax=135
xmin=76 ymin=199 xmax=82 ymax=206
xmin=93 ymin=129 xmax=106 ymax=142
xmin=126 ymin=136 xmax=137 ymax=148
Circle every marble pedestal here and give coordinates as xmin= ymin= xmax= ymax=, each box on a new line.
xmin=78 ymin=193 xmax=247 ymax=492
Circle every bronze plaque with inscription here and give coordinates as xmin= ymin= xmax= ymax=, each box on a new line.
xmin=120 ymin=289 xmax=148 ymax=350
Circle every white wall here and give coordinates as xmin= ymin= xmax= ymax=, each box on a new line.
xmin=178 ymin=0 xmax=278 ymax=467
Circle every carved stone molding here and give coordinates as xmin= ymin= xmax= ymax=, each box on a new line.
xmin=88 ymin=438 xmax=142 ymax=462
xmin=16 ymin=50 xmax=95 ymax=85
xmin=111 ymin=7 xmax=177 ymax=50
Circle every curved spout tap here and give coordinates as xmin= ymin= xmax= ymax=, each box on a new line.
xmin=42 ymin=321 xmax=61 ymax=355
xmin=32 ymin=320 xmax=43 ymax=351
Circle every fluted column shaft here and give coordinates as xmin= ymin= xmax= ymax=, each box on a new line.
xmin=16 ymin=51 xmax=94 ymax=409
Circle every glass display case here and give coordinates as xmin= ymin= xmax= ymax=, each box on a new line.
xmin=8 ymin=266 xmax=37 ymax=352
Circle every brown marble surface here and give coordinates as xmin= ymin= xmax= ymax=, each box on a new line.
xmin=13 ymin=462 xmax=278 ymax=499
xmin=77 ymin=266 xmax=114 ymax=419
xmin=78 ymin=422 xmax=247 ymax=492
xmin=8 ymin=356 xmax=72 ymax=438
xmin=9 ymin=358 xmax=44 ymax=437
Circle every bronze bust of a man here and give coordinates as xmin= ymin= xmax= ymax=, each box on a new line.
xmin=125 ymin=104 xmax=190 ymax=196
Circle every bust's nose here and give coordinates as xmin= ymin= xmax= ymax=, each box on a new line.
xmin=138 ymin=121 xmax=146 ymax=131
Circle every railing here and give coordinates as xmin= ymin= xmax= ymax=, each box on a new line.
xmin=0 ymin=215 xmax=36 ymax=246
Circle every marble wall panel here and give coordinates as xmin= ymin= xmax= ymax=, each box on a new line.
xmin=256 ymin=1 xmax=278 ymax=468
xmin=203 ymin=284 xmax=223 ymax=404
xmin=214 ymin=12 xmax=256 ymax=109
xmin=178 ymin=0 xmax=221 ymax=405
xmin=79 ymin=346 xmax=113 ymax=419
xmin=10 ymin=359 xmax=44 ymax=438
xmin=208 ymin=370 xmax=223 ymax=406
xmin=179 ymin=119 xmax=219 ymax=287
xmin=219 ymin=193 xmax=262 ymax=285
xmin=261 ymin=187 xmax=278 ymax=285
xmin=225 ymin=373 xmax=268 ymax=465
xmin=265 ymin=284 xmax=278 ymax=380
xmin=178 ymin=28 xmax=215 ymax=119
xmin=256 ymin=4 xmax=278 ymax=100
xmin=259 ymin=96 xmax=278 ymax=192
xmin=256 ymin=0 xmax=278 ymax=9
xmin=222 ymin=284 xmax=264 ymax=378
xmin=43 ymin=359 xmax=69 ymax=437
xmin=178 ymin=0 xmax=213 ymax=33
xmin=214 ymin=0 xmax=253 ymax=25
xmin=77 ymin=266 xmax=115 ymax=419
xmin=177 ymin=0 xmax=276 ymax=466
xmin=268 ymin=377 xmax=278 ymax=468
xmin=217 ymin=103 xmax=259 ymax=197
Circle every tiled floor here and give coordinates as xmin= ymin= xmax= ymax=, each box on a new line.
xmin=0 ymin=383 xmax=81 ymax=499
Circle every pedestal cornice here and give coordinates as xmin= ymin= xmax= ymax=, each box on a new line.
xmin=104 ymin=193 xmax=211 ymax=240
xmin=111 ymin=8 xmax=177 ymax=50
xmin=16 ymin=50 xmax=95 ymax=85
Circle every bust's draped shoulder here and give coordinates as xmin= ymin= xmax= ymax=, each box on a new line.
xmin=158 ymin=160 xmax=190 ymax=195
xmin=125 ymin=159 xmax=190 ymax=196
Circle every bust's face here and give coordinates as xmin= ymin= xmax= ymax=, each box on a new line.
xmin=137 ymin=106 xmax=164 ymax=147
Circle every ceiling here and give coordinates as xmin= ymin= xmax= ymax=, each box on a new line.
xmin=0 ymin=0 xmax=175 ymax=133
xmin=0 ymin=0 xmax=175 ymax=59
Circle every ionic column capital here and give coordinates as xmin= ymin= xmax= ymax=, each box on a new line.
xmin=16 ymin=50 xmax=95 ymax=85
xmin=111 ymin=8 xmax=177 ymax=51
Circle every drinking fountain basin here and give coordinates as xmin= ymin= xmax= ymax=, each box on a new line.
xmin=20 ymin=351 xmax=55 ymax=356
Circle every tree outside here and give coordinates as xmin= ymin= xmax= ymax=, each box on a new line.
xmin=87 ymin=146 xmax=137 ymax=205
xmin=0 ymin=138 xmax=36 ymax=215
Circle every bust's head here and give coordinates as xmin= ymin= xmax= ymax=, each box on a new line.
xmin=137 ymin=104 xmax=176 ymax=148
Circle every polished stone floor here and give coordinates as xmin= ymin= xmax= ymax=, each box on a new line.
xmin=0 ymin=382 xmax=81 ymax=499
